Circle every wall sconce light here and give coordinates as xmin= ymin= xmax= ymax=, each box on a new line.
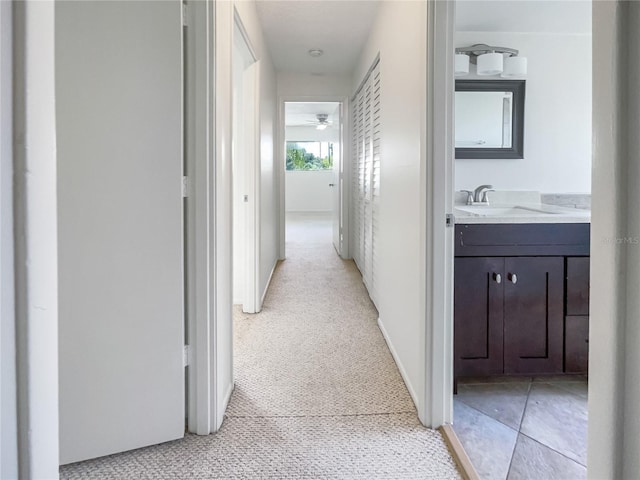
xmin=455 ymin=53 xmax=470 ymax=76
xmin=502 ymin=56 xmax=527 ymax=78
xmin=455 ymin=44 xmax=527 ymax=78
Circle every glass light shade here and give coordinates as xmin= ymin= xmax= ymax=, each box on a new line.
xmin=477 ymin=52 xmax=503 ymax=75
xmin=501 ymin=56 xmax=527 ymax=77
xmin=455 ymin=54 xmax=469 ymax=76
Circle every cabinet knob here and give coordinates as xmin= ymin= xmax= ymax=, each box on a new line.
xmin=508 ymin=273 xmax=518 ymax=284
xmin=493 ymin=273 xmax=502 ymax=284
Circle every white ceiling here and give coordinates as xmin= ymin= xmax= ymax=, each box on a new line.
xmin=254 ymin=1 xmax=590 ymax=75
xmin=255 ymin=0 xmax=380 ymax=75
xmin=456 ymin=1 xmax=591 ymax=35
xmin=285 ymin=102 xmax=341 ymax=127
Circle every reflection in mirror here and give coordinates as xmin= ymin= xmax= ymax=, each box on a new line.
xmin=455 ymin=80 xmax=525 ymax=160
xmin=455 ymin=91 xmax=512 ymax=148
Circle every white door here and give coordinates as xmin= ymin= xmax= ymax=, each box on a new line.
xmin=332 ymin=105 xmax=342 ymax=254
xmin=232 ymin=22 xmax=260 ymax=314
xmin=57 ymin=0 xmax=185 ymax=464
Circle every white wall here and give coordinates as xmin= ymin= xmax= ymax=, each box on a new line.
xmin=454 ymin=31 xmax=592 ymax=193
xmin=285 ymin=171 xmax=334 ymax=212
xmin=285 ymin=125 xmax=338 ymax=212
xmin=286 ymin=125 xmax=340 ymax=143
xmin=353 ymin=1 xmax=427 ymax=415
xmin=0 ymin=1 xmax=17 ymax=477
xmin=278 ymin=73 xmax=351 ymax=98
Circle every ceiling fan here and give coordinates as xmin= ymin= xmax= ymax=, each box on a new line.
xmin=306 ymin=113 xmax=332 ymax=130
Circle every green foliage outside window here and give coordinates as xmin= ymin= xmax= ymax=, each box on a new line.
xmin=286 ymin=141 xmax=333 ymax=171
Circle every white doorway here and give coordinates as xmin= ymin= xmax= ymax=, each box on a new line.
xmin=282 ymin=101 xmax=345 ymax=257
xmin=449 ymin=1 xmax=592 ymax=477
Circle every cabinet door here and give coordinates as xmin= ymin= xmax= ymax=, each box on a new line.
xmin=503 ymin=257 xmax=564 ymax=374
xmin=454 ymin=257 xmax=504 ymax=376
xmin=566 ymin=257 xmax=590 ymax=315
xmin=565 ymin=315 xmax=589 ymax=373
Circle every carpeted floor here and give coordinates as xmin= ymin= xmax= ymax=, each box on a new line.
xmin=60 ymin=213 xmax=461 ymax=479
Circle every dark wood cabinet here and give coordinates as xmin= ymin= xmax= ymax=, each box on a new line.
xmin=566 ymin=257 xmax=590 ymax=316
xmin=454 ymin=224 xmax=590 ymax=378
xmin=564 ymin=257 xmax=590 ymax=373
xmin=455 ymin=256 xmax=564 ymax=376
xmin=454 ymin=257 xmax=504 ymax=377
xmin=503 ymin=257 xmax=564 ymax=374
xmin=565 ymin=315 xmax=589 ymax=373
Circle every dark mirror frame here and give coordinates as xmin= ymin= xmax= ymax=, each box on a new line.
xmin=455 ymin=79 xmax=525 ymax=160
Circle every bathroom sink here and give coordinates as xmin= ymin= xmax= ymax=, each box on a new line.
xmin=456 ymin=205 xmax=561 ymax=216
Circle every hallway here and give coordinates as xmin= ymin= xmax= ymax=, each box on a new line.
xmin=60 ymin=214 xmax=460 ymax=479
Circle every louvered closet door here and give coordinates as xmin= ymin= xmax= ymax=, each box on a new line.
xmin=351 ymin=60 xmax=381 ymax=306
xmin=370 ymin=64 xmax=381 ymax=303
xmin=353 ymin=87 xmax=366 ymax=271
xmin=362 ymin=75 xmax=373 ymax=290
xmin=358 ymin=87 xmax=367 ymax=272
xmin=351 ymin=95 xmax=360 ymax=268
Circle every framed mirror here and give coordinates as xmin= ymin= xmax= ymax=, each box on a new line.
xmin=455 ymin=80 xmax=525 ymax=159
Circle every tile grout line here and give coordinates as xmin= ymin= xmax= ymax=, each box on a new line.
xmin=454 ymin=397 xmax=522 ymax=434
xmin=455 ymin=377 xmax=588 ymax=479
xmin=517 ymin=431 xmax=588 ymax=469
xmin=521 ymin=380 xmax=589 ymax=468
xmin=504 ymin=379 xmax=534 ymax=479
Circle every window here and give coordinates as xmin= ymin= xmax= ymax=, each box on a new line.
xmin=286 ymin=141 xmax=334 ymax=171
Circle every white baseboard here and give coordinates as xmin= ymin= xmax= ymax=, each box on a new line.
xmin=260 ymin=259 xmax=279 ymax=307
xmin=215 ymin=382 xmax=234 ymax=431
xmin=377 ymin=317 xmax=419 ymax=410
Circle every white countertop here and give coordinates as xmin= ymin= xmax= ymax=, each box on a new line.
xmin=454 ymin=202 xmax=591 ymax=224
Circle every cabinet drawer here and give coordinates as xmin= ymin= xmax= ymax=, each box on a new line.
xmin=566 ymin=257 xmax=590 ymax=315
xmin=455 ymin=223 xmax=590 ymax=257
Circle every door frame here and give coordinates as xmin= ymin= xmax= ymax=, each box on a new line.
xmin=1 ymin=1 xmax=18 ymax=477
xmin=437 ymin=4 xmax=639 ymax=477
xmin=184 ymin=0 xmax=218 ymax=435
xmin=12 ymin=1 xmax=60 ymax=476
xmin=185 ymin=1 xmax=264 ymax=434
xmin=421 ymin=0 xmax=455 ymax=427
xmin=277 ymin=95 xmax=350 ymax=260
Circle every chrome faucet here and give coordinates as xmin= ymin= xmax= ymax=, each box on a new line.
xmin=473 ymin=184 xmax=494 ymax=203
xmin=461 ymin=190 xmax=474 ymax=205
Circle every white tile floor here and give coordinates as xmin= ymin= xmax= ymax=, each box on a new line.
xmin=453 ymin=376 xmax=588 ymax=480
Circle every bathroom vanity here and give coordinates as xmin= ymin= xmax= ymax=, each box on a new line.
xmin=454 ymin=202 xmax=590 ymax=378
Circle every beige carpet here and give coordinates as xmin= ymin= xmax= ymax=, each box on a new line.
xmin=60 ymin=213 xmax=461 ymax=479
